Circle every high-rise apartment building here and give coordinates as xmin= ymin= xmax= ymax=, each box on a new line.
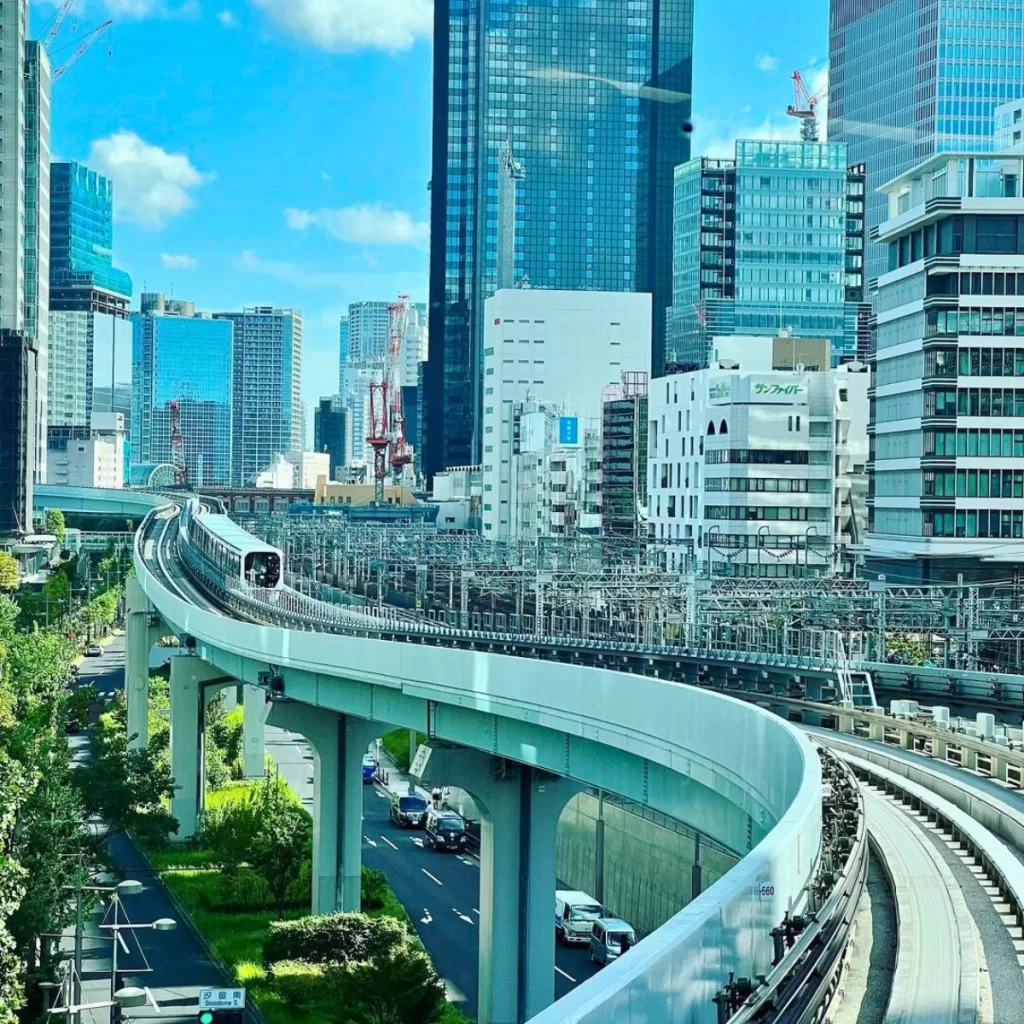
xmin=867 ymin=149 xmax=1024 ymax=582
xmin=423 ymin=0 xmax=694 ymax=479
xmin=215 ymin=307 xmax=303 ymax=486
xmin=667 ymin=140 xmax=869 ymax=370
xmin=347 ymin=301 xmax=390 ymax=361
xmin=0 ymin=3 xmax=51 ymax=533
xmin=829 ymin=0 xmax=1024 ymax=281
xmin=338 ymin=315 xmax=349 ymax=397
xmin=132 ymin=301 xmax=233 ymax=486
xmin=47 ymin=162 xmax=133 ymax=434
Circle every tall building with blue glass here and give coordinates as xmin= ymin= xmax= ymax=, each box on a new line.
xmin=48 ymin=162 xmax=133 ymax=433
xmin=829 ymin=0 xmax=1024 ymax=282
xmin=422 ymin=0 xmax=694 ymax=478
xmin=131 ymin=299 xmax=233 ymax=486
xmin=667 ymin=140 xmax=868 ymax=369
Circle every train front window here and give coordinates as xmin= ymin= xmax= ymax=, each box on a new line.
xmin=245 ymin=552 xmax=281 ymax=588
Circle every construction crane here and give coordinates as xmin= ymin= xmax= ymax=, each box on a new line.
xmin=52 ymin=20 xmax=112 ymax=82
xmin=366 ymin=295 xmax=412 ymax=505
xmin=786 ymin=70 xmax=819 ymax=142
xmin=169 ymin=401 xmax=188 ymax=488
xmin=43 ymin=0 xmax=78 ymax=51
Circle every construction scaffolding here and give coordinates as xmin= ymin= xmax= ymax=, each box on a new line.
xmin=601 ymin=371 xmax=649 ymax=541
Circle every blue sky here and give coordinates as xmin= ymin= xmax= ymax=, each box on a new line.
xmin=36 ymin=0 xmax=829 ymax=434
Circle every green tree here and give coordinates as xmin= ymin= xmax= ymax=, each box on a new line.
xmin=74 ymin=722 xmax=178 ymax=849
xmin=324 ymin=944 xmax=447 ymax=1024
xmin=41 ymin=572 xmax=71 ymax=627
xmin=44 ymin=510 xmax=66 ymax=544
xmin=248 ymin=775 xmax=312 ymax=914
xmin=0 ymin=554 xmax=18 ymax=594
xmin=199 ymin=797 xmax=261 ymax=876
xmin=0 ymin=753 xmax=29 ymax=1024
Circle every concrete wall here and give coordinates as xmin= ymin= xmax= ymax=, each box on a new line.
xmin=556 ymin=793 xmax=739 ymax=937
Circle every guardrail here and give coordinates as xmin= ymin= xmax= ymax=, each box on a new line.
xmin=725 ymin=751 xmax=868 ymax=1024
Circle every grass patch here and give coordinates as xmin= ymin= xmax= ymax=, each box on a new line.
xmin=381 ymin=728 xmax=426 ymax=773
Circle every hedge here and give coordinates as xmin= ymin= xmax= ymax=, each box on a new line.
xmin=264 ymin=912 xmax=409 ymax=968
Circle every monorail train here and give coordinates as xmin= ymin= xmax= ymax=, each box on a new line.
xmin=185 ymin=504 xmax=285 ymax=590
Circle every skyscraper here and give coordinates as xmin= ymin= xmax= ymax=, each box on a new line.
xmin=338 ymin=314 xmax=350 ymax=398
xmin=339 ymin=300 xmax=390 ymax=469
xmin=666 ymin=140 xmax=868 ymax=368
xmin=314 ymin=396 xmax=350 ymax=481
xmin=0 ymin=2 xmax=50 ymax=533
xmin=48 ymin=162 xmax=133 ymax=432
xmin=829 ymin=0 xmax=1024 ymax=280
xmin=25 ymin=41 xmax=50 ymax=483
xmin=215 ymin=307 xmax=303 ymax=486
xmin=423 ymin=0 xmax=694 ymax=478
xmin=131 ymin=300 xmax=233 ymax=486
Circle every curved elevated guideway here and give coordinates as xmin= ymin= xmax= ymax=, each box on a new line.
xmin=119 ymin=494 xmax=821 ymax=1024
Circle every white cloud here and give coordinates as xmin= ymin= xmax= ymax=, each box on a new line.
xmin=755 ymin=54 xmax=780 ymax=73
xmin=237 ymin=249 xmax=425 ymax=294
xmin=217 ymin=9 xmax=237 ymax=26
xmin=284 ymin=204 xmax=429 ymax=247
xmin=87 ymin=131 xmax=212 ymax=228
xmin=160 ymin=252 xmax=197 ymax=269
xmin=250 ymin=0 xmax=432 ymax=53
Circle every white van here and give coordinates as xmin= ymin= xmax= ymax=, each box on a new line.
xmin=554 ymin=890 xmax=604 ymax=945
xmin=590 ymin=918 xmax=637 ymax=965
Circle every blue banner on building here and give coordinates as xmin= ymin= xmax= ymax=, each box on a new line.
xmin=558 ymin=416 xmax=579 ymax=445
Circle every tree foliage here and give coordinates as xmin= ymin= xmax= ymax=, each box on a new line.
xmin=44 ymin=509 xmax=66 ymax=544
xmin=0 ymin=554 xmax=18 ymax=594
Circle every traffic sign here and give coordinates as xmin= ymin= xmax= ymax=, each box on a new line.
xmin=199 ymin=989 xmax=245 ymax=1010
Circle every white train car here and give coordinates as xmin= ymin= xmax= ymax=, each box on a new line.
xmin=188 ymin=510 xmax=285 ymax=590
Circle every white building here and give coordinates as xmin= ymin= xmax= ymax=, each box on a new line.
xmin=503 ymin=400 xmax=601 ymax=540
xmin=647 ymin=336 xmax=869 ymax=577
xmin=47 ymin=433 xmax=123 ymax=490
xmin=284 ymin=450 xmax=330 ymax=489
xmin=868 ymin=148 xmax=1024 ymax=582
xmin=481 ymin=289 xmax=651 ymax=539
xmin=255 ymin=454 xmax=295 ymax=490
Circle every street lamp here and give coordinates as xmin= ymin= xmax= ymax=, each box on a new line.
xmin=100 ymin=913 xmax=177 ymax=1002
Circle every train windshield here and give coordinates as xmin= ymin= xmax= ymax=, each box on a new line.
xmin=244 ymin=551 xmax=281 ymax=588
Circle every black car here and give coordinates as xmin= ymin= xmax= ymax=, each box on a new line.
xmin=389 ymin=794 xmax=429 ymax=829
xmin=425 ymin=810 xmax=468 ymax=852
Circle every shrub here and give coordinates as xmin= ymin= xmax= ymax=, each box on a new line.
xmin=266 ymin=960 xmax=324 ymax=1008
xmin=263 ymin=913 xmax=409 ymax=968
xmin=325 ymin=945 xmax=447 ymax=1024
xmin=360 ymin=867 xmax=388 ymax=911
xmin=204 ymin=867 xmax=311 ymax=912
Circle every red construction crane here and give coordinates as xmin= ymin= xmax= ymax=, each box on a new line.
xmin=169 ymin=400 xmax=188 ymax=488
xmin=52 ymin=19 xmax=112 ymax=82
xmin=366 ymin=294 xmax=412 ymax=504
xmin=786 ymin=70 xmax=819 ymax=142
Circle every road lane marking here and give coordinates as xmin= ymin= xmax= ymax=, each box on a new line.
xmin=411 ymin=837 xmax=425 ymax=848
xmin=555 ymin=966 xmax=577 ymax=983
xmin=421 ymin=908 xmax=433 ymax=924
xmin=363 ymin=836 xmax=377 ymax=847
xmin=421 ymin=868 xmax=443 ymax=887
xmin=472 ymin=908 xmax=480 ymax=915
xmin=380 ymin=835 xmax=399 ymax=851
xmin=452 ymin=908 xmax=474 ymax=924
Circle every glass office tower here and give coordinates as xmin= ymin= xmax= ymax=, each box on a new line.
xmin=668 ymin=140 xmax=868 ymax=368
xmin=131 ymin=311 xmax=233 ymax=486
xmin=829 ymin=0 xmax=1024 ymax=281
xmin=423 ymin=0 xmax=694 ymax=478
xmin=48 ymin=162 xmax=133 ymax=432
